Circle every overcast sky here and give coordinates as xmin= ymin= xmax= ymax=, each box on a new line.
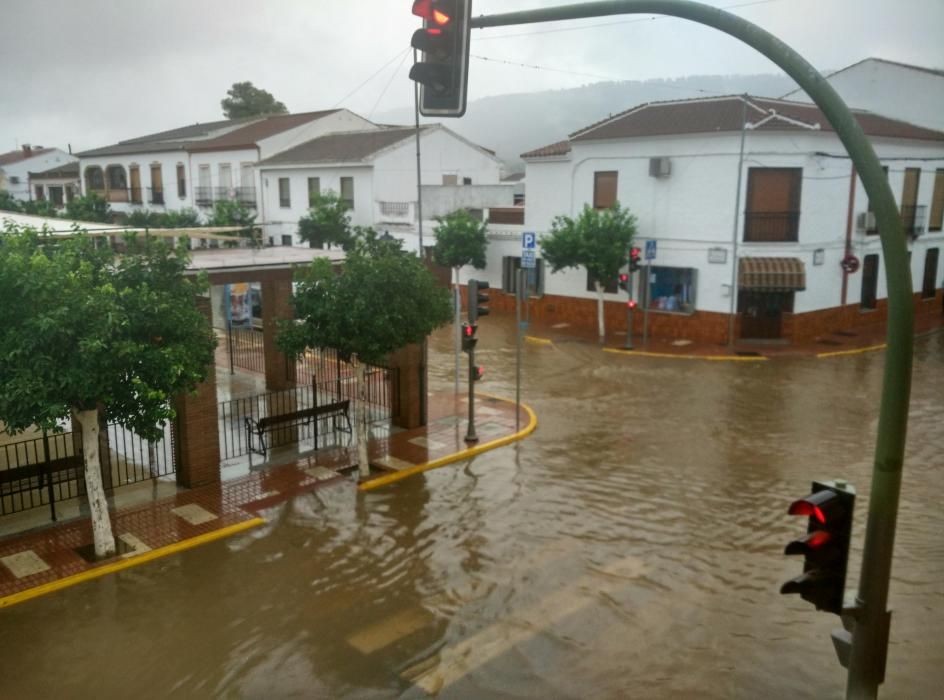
xmin=2 ymin=0 xmax=942 ymax=155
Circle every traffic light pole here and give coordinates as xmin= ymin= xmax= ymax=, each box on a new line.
xmin=465 ymin=342 xmax=478 ymax=443
xmin=624 ymin=249 xmax=634 ymax=350
xmin=470 ymin=3 xmax=913 ymax=697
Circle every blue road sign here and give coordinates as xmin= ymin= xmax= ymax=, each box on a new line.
xmin=522 ymin=232 xmax=537 ymax=249
xmin=521 ymin=249 xmax=536 ymax=269
xmin=645 ymin=239 xmax=657 ymax=261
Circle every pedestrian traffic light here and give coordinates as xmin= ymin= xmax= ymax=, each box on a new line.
xmin=618 ymin=272 xmax=629 ymax=292
xmin=468 ymin=279 xmax=490 ymax=324
xmin=472 ymin=365 xmax=484 ymax=381
xmin=629 ymin=247 xmax=642 ymax=272
xmin=409 ymin=0 xmax=472 ymax=117
xmin=781 ymin=480 xmax=855 ymax=615
xmin=461 ymin=322 xmax=477 ymax=353
xmin=627 ymin=299 xmax=637 ymax=310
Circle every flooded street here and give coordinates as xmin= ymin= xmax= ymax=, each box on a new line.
xmin=2 ymin=321 xmax=942 ymax=699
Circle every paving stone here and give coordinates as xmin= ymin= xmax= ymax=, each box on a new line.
xmin=1 ymin=550 xmax=51 ymax=579
xmin=117 ymin=533 xmax=152 ymax=559
xmin=304 ymin=466 xmax=339 ymax=482
xmin=347 ymin=607 xmax=433 ymax=654
xmin=373 ymin=455 xmax=417 ymax=472
xmin=408 ymin=436 xmax=447 ymax=450
xmin=170 ymin=503 xmax=219 ymax=526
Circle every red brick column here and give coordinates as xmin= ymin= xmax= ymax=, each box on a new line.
xmin=262 ymin=273 xmax=296 ymax=391
xmin=174 ymin=297 xmax=221 ymax=488
xmin=388 ymin=342 xmax=425 ymax=429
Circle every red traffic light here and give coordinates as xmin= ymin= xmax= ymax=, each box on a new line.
xmin=463 ymin=324 xmax=475 ymax=337
xmin=627 ymin=300 xmax=637 ymax=309
xmin=788 ymin=500 xmax=826 ymax=524
xmin=473 ymin=366 xmax=484 ymax=381
xmin=412 ymin=0 xmax=451 ymax=25
xmin=619 ymin=273 xmax=628 ymax=283
xmin=630 ymin=247 xmax=642 ymax=260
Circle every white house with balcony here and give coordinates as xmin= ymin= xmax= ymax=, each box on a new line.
xmin=75 ymin=110 xmax=376 ymax=219
xmin=469 ymin=95 xmax=944 ymax=346
xmin=255 ymin=124 xmax=510 ymax=249
xmin=0 ymin=146 xmax=77 ymax=202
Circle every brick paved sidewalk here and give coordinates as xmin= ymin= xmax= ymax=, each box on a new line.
xmin=0 ymin=392 xmax=529 ymax=607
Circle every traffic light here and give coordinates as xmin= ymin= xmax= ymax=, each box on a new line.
xmin=409 ymin=0 xmax=472 ymax=117
xmin=629 ymin=247 xmax=642 ymax=272
xmin=781 ymin=481 xmax=855 ymax=615
xmin=461 ymin=322 xmax=477 ymax=353
xmin=626 ymin=299 xmax=637 ymax=310
xmin=468 ymin=279 xmax=490 ymax=324
xmin=472 ymin=365 xmax=484 ymax=382
xmin=618 ymin=272 xmax=629 ymax=292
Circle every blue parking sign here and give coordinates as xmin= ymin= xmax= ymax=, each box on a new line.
xmin=522 ymin=232 xmax=536 ymax=249
xmin=645 ymin=240 xmax=657 ymax=260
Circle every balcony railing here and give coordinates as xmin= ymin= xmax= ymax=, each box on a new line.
xmin=129 ymin=187 xmax=143 ymax=204
xmin=743 ymin=211 xmax=800 ymax=242
xmin=195 ymin=186 xmax=213 ymax=207
xmin=901 ymin=204 xmax=927 ymax=236
xmin=148 ymin=188 xmax=165 ymax=205
xmin=379 ymin=201 xmax=412 ymax=218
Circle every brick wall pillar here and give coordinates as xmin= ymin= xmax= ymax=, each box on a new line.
xmin=388 ymin=342 xmax=426 ymax=430
xmin=262 ymin=273 xmax=296 ymax=391
xmin=174 ymin=297 xmax=221 ymax=488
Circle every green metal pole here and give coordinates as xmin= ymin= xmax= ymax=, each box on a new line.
xmin=471 ymin=3 xmax=912 ymax=697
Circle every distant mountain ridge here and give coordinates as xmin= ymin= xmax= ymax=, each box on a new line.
xmin=376 ymin=73 xmax=799 ymax=169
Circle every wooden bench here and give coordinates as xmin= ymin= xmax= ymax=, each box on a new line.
xmin=245 ymin=400 xmax=352 ymax=459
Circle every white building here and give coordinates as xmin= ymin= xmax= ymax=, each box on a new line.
xmin=784 ymin=58 xmax=944 ymax=132
xmin=28 ymin=162 xmax=80 ymax=209
xmin=75 ymin=110 xmax=376 ymax=219
xmin=0 ymin=146 xmax=77 ymax=201
xmin=255 ymin=124 xmax=510 ymax=249
xmin=473 ymin=95 xmax=944 ymax=345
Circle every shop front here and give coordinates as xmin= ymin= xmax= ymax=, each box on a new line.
xmin=737 ymin=257 xmax=806 ymax=340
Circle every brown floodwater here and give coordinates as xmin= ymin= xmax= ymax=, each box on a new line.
xmin=1 ymin=321 xmax=942 ymax=699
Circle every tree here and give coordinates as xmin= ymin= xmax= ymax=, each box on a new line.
xmin=0 ymin=225 xmax=217 ymax=558
xmin=0 ymin=190 xmax=21 ymax=212
xmin=209 ymin=199 xmax=257 ymax=245
xmin=541 ymin=203 xmax=638 ymax=341
xmin=221 ymin=81 xmax=288 ymax=119
xmin=278 ymin=231 xmax=452 ymax=477
xmin=432 ymin=209 xmax=489 ymax=387
xmin=65 ymin=193 xmax=112 ymax=223
xmin=297 ymin=191 xmax=355 ymax=251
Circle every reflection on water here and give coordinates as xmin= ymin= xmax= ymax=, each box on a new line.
xmin=2 ymin=323 xmax=942 ymax=699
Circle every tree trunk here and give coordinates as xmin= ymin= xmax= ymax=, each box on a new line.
xmin=595 ymin=280 xmax=606 ymax=342
xmin=75 ymin=408 xmax=116 ymax=559
xmin=352 ymin=355 xmax=370 ymax=478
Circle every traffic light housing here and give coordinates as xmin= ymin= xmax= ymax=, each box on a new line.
xmin=468 ymin=279 xmax=490 ymax=324
xmin=618 ymin=272 xmax=629 ymax=292
xmin=472 ymin=365 xmax=484 ymax=381
xmin=629 ymin=247 xmax=642 ymax=272
xmin=409 ymin=0 xmax=472 ymax=117
xmin=781 ymin=481 xmax=855 ymax=615
xmin=461 ymin=322 xmax=477 ymax=353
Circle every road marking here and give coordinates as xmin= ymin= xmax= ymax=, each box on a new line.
xmin=524 ymin=336 xmax=553 ymax=345
xmin=405 ymin=555 xmax=647 ymax=694
xmin=603 ymin=347 xmax=767 ymax=361
xmin=816 ymin=343 xmax=886 ymax=358
xmin=347 ymin=607 xmax=435 ymax=655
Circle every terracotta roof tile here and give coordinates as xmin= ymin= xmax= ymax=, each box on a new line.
xmin=0 ymin=148 xmax=55 ymax=166
xmin=520 ymin=140 xmax=571 ymax=159
xmin=258 ymin=127 xmax=428 ymax=166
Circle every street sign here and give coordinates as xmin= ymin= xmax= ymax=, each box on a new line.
xmin=522 ymin=232 xmax=536 ymax=249
xmin=645 ymin=240 xmax=657 ymax=261
xmin=521 ymin=249 xmax=536 ymax=269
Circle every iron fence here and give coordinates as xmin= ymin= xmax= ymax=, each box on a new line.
xmin=0 ymin=430 xmax=83 ymax=518
xmin=106 ymin=421 xmax=175 ymax=488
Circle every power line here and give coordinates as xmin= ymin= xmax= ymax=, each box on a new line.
xmin=332 ymin=47 xmax=411 ymax=109
xmin=369 ymin=50 xmax=411 ymax=119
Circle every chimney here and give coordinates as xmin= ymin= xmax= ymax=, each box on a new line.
xmin=22 ymin=144 xmax=31 ymax=155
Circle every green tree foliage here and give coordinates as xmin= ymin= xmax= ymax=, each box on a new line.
xmin=209 ymin=199 xmax=257 ymax=245
xmin=221 ymin=81 xmax=288 ymax=119
xmin=297 ymin=191 xmax=355 ymax=251
xmin=278 ymin=231 xmax=452 ymax=476
xmin=541 ymin=203 xmax=638 ymax=340
xmin=0 ymin=225 xmax=217 ymax=556
xmin=0 ymin=190 xmax=22 ymax=212
xmin=161 ymin=208 xmax=201 ymax=229
xmin=432 ymin=209 xmax=488 ymax=270
xmin=125 ymin=209 xmax=166 ymax=228
xmin=21 ymin=199 xmax=59 ymax=217
xmin=65 ymin=193 xmax=112 ymax=223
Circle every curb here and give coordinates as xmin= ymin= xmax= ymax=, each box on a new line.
xmin=603 ymin=347 xmax=768 ymax=362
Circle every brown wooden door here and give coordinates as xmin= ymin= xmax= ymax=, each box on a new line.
xmin=738 ymin=291 xmax=792 ymax=339
xmin=129 ymin=166 xmax=141 ymax=203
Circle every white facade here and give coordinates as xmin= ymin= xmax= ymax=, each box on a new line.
xmin=470 ymin=127 xmax=944 ymax=323
xmin=784 ymin=59 xmax=944 ymax=132
xmin=0 ymin=148 xmax=76 ymax=201
xmin=258 ymin=126 xmax=508 ymax=249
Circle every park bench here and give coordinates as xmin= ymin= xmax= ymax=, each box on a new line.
xmin=244 ymin=400 xmax=352 ymax=459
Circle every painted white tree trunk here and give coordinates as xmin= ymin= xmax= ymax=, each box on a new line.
xmin=595 ymin=281 xmax=606 ymax=341
xmin=75 ymin=408 xmax=116 ymax=559
xmin=352 ymin=356 xmax=370 ymax=478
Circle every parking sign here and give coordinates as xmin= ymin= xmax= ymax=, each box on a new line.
xmin=522 ymin=232 xmax=536 ymax=249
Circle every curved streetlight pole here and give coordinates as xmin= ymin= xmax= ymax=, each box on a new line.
xmin=471 ymin=3 xmax=913 ymax=697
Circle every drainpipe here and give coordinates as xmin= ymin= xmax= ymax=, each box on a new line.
xmin=841 ymin=163 xmax=856 ymax=306
xmin=727 ymin=95 xmax=749 ymax=348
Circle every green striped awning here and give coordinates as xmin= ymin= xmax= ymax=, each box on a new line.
xmin=738 ymin=257 xmax=806 ymax=291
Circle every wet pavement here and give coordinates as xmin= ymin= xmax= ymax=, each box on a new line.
xmin=0 ymin=319 xmax=942 ymax=698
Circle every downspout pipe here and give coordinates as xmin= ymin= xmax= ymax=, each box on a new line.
xmin=841 ymin=163 xmax=856 ymax=306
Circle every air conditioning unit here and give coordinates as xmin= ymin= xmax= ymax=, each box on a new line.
xmin=648 ymin=157 xmax=671 ymax=178
xmin=856 ymin=211 xmax=876 ymax=231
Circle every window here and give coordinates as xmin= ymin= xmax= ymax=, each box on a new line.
xmin=107 ymin=165 xmax=127 ymax=190
xmin=646 ymin=267 xmax=697 ymax=314
xmin=586 ymin=270 xmax=618 ymax=294
xmin=340 ymin=177 xmax=354 ymax=210
xmin=84 ymin=167 xmax=105 ymax=193
xmin=150 ymin=164 xmax=164 ymax=204
xmin=177 ymin=164 xmax=186 ymax=198
xmin=442 ymin=174 xmax=458 ymax=185
xmin=281 ymin=235 xmax=293 ymax=247
xmin=65 ymin=185 xmax=75 ymax=202
xmin=196 ymin=165 xmax=212 ymax=206
xmin=49 ymin=186 xmax=64 ymax=206
xmin=219 ymin=163 xmax=232 ymax=190
xmin=34 ymin=185 xmax=45 ymax=201
xmin=501 ymin=256 xmax=544 ymax=297
xmin=744 ymin=168 xmax=802 ymax=242
xmin=129 ymin=165 xmax=142 ymax=203
xmin=861 ymin=253 xmax=879 ymax=310
xmin=278 ymin=177 xmax=291 ymax=208
xmin=593 ymin=171 xmax=618 ymax=209
xmin=922 ymin=248 xmax=939 ymax=299
xmin=463 ymin=177 xmax=472 ymax=185
xmin=866 ymin=166 xmax=889 ymax=235
xmin=901 ymin=168 xmax=921 ymax=235
xmin=928 ymin=169 xmax=943 ymax=232
xmin=307 ymin=177 xmax=320 ymax=206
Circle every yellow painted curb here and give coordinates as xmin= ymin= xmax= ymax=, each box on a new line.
xmin=358 ymin=398 xmax=538 ymax=492
xmin=603 ymin=347 xmax=768 ymax=362
xmin=0 ymin=516 xmax=266 ymax=609
xmin=524 ymin=336 xmax=553 ymax=345
xmin=816 ymin=343 xmax=887 ymax=359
